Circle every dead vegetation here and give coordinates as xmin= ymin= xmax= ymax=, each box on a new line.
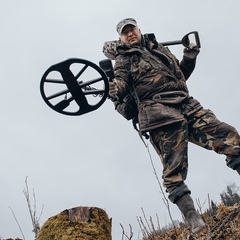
xmin=138 ymin=203 xmax=240 ymax=240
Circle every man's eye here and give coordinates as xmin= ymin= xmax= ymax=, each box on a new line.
xmin=121 ymin=26 xmax=136 ymax=35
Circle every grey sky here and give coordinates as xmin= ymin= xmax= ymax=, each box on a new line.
xmin=1 ymin=0 xmax=240 ymax=239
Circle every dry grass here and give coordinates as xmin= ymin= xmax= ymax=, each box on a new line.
xmin=139 ymin=204 xmax=240 ymax=240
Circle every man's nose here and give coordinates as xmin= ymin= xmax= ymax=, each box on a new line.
xmin=127 ymin=30 xmax=133 ymax=36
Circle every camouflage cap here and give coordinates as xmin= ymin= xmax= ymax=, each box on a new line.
xmin=116 ymin=18 xmax=138 ymax=35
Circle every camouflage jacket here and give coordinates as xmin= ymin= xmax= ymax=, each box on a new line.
xmin=103 ymin=34 xmax=203 ymax=132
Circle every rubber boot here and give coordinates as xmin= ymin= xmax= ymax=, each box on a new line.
xmin=175 ymin=194 xmax=206 ymax=234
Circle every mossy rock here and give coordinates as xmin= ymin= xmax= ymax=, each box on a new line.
xmin=36 ymin=206 xmax=112 ymax=240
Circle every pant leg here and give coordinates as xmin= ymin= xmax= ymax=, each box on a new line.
xmin=188 ymin=109 xmax=240 ymax=169
xmin=149 ymin=120 xmax=191 ymax=202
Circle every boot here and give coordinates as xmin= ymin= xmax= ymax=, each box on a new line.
xmin=176 ymin=194 xmax=206 ymax=234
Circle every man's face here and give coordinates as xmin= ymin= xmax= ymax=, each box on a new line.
xmin=119 ymin=25 xmax=142 ymax=45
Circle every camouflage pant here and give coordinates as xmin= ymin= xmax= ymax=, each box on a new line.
xmin=149 ymin=108 xmax=240 ymax=203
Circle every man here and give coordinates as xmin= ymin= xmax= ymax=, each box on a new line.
xmin=102 ymin=18 xmax=240 ymax=233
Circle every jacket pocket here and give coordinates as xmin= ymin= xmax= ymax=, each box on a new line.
xmin=130 ymin=55 xmax=151 ymax=80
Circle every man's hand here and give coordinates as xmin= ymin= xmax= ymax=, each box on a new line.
xmin=109 ymin=80 xmax=118 ymax=96
xmin=184 ymin=43 xmax=200 ymax=60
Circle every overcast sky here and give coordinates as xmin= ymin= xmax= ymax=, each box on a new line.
xmin=1 ymin=1 xmax=240 ymax=239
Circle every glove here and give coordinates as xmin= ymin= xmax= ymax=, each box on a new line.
xmin=183 ymin=43 xmax=200 ymax=60
xmin=109 ymin=80 xmax=118 ymax=96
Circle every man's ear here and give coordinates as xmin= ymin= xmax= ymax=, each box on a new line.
xmin=139 ymin=29 xmax=142 ymax=34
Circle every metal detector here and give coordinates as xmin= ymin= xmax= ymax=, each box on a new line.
xmin=40 ymin=31 xmax=200 ymax=116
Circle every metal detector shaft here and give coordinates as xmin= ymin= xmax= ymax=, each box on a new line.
xmin=160 ymin=31 xmax=201 ymax=48
xmin=160 ymin=40 xmax=182 ymax=46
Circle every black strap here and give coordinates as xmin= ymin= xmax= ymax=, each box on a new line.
xmin=130 ymin=81 xmax=150 ymax=143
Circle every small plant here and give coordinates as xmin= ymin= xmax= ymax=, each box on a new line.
xmin=23 ymin=177 xmax=44 ymax=239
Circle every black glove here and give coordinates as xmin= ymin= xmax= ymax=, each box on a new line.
xmin=183 ymin=43 xmax=200 ymax=60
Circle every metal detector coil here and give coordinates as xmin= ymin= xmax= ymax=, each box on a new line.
xmin=40 ymin=58 xmax=109 ymax=116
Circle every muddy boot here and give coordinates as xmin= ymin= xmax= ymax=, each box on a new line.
xmin=175 ymin=194 xmax=206 ymax=234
